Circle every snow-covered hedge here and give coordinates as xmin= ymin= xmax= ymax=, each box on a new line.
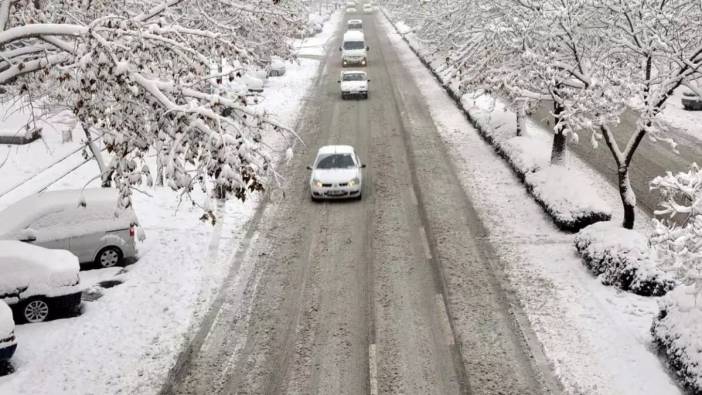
xmin=651 ymin=285 xmax=702 ymax=393
xmin=574 ymin=222 xmax=675 ymax=296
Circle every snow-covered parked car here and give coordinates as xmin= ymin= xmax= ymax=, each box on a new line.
xmin=0 ymin=301 xmax=16 ymax=361
xmin=267 ymin=56 xmax=286 ymax=77
xmin=363 ymin=3 xmax=374 ymax=13
xmin=346 ymin=6 xmax=357 ymax=14
xmin=0 ymin=241 xmax=82 ymax=323
xmin=0 ymin=188 xmax=145 ymax=268
xmin=682 ymin=90 xmax=702 ymax=111
xmin=307 ymin=145 xmax=366 ymax=201
xmin=338 ymin=70 xmax=369 ymax=99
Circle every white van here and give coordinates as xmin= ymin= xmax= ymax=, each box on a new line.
xmin=341 ymin=30 xmax=368 ymax=67
xmin=0 ymin=188 xmax=145 ymax=268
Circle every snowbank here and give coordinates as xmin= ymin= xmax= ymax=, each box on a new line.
xmin=574 ymin=222 xmax=675 ymax=296
xmin=652 ymin=285 xmax=702 ymax=393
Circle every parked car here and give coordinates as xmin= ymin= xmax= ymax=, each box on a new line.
xmin=347 ymin=19 xmax=363 ymax=30
xmin=0 ymin=241 xmax=82 ymax=323
xmin=682 ymin=90 xmax=702 ymax=111
xmin=346 ymin=6 xmax=357 ymax=13
xmin=0 ymin=188 xmax=145 ymax=268
xmin=363 ymin=3 xmax=373 ymax=13
xmin=0 ymin=301 xmax=17 ymax=361
xmin=307 ymin=145 xmax=366 ymax=201
xmin=338 ymin=70 xmax=369 ymax=99
xmin=268 ymin=56 xmax=286 ymax=77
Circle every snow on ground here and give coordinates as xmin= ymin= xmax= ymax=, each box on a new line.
xmin=0 ymin=11 xmax=340 ymax=394
xmin=380 ymin=14 xmax=681 ymax=394
xmin=659 ymin=87 xmax=702 ymax=142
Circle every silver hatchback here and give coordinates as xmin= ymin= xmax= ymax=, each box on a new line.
xmin=0 ymin=188 xmax=145 ymax=268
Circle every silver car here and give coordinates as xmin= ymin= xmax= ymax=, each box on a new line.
xmin=0 ymin=188 xmax=145 ymax=268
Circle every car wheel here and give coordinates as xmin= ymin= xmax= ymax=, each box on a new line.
xmin=364 ymin=93 xmax=369 ymax=99
xmin=22 ymin=298 xmax=50 ymax=323
xmin=96 ymin=246 xmax=123 ymax=268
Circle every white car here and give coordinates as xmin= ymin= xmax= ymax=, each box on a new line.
xmin=307 ymin=145 xmax=366 ymax=201
xmin=242 ymin=73 xmax=264 ymax=92
xmin=0 ymin=301 xmax=16 ymax=362
xmin=363 ymin=3 xmax=373 ymax=13
xmin=339 ymin=70 xmax=369 ymax=99
xmin=347 ymin=19 xmax=363 ymax=30
xmin=268 ymin=56 xmax=286 ymax=77
xmin=0 ymin=241 xmax=82 ymax=323
xmin=346 ymin=6 xmax=357 ymax=13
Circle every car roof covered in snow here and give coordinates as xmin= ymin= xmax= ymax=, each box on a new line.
xmin=0 ymin=188 xmax=134 ymax=238
xmin=317 ymin=145 xmax=355 ymax=155
xmin=347 ymin=19 xmax=362 ymax=24
xmin=340 ymin=70 xmax=367 ymax=76
xmin=343 ymin=30 xmax=365 ymax=42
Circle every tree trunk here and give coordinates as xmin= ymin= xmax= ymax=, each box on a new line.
xmin=515 ymin=100 xmax=526 ymax=137
xmin=82 ymin=123 xmax=112 ymax=187
xmin=155 ymin=140 xmax=164 ymax=186
xmin=550 ymin=99 xmax=567 ymax=165
xmin=618 ymin=166 xmax=636 ymax=229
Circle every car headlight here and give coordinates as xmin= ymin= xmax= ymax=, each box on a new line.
xmin=348 ymin=177 xmax=360 ymax=186
xmin=313 ymin=180 xmax=323 ymax=188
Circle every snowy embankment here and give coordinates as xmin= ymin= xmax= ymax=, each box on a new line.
xmin=379 ymin=11 xmax=680 ymax=395
xmin=0 ymin=11 xmax=340 ymax=394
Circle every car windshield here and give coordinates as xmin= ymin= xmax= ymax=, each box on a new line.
xmin=349 ymin=23 xmax=362 ymax=29
xmin=343 ymin=73 xmax=365 ymax=81
xmin=343 ymin=41 xmax=365 ymax=50
xmin=315 ymin=153 xmax=356 ymax=169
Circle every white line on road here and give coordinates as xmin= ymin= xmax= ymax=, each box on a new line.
xmin=418 ymin=226 xmax=432 ymax=260
xmin=435 ymin=294 xmax=455 ymax=346
xmin=369 ymin=344 xmax=379 ymax=395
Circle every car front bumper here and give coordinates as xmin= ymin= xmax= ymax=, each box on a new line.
xmin=49 ymin=292 xmax=82 ymax=313
xmin=0 ymin=343 xmax=16 ymax=361
xmin=342 ymin=57 xmax=366 ymax=66
xmin=341 ymin=90 xmax=368 ymax=98
xmin=311 ymin=184 xmax=362 ymax=199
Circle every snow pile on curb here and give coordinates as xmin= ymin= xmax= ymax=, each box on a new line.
xmin=574 ymin=222 xmax=675 ymax=296
xmin=651 ymin=285 xmax=702 ymax=393
xmin=384 ymin=15 xmax=611 ymax=232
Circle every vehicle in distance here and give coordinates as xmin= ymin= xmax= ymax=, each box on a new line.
xmin=0 ymin=241 xmax=82 ymax=323
xmin=307 ymin=145 xmax=366 ymax=201
xmin=341 ymin=30 xmax=368 ymax=67
xmin=363 ymin=3 xmax=374 ymax=13
xmin=346 ymin=6 xmax=357 ymax=13
xmin=339 ymin=70 xmax=369 ymax=99
xmin=0 ymin=188 xmax=145 ymax=268
xmin=347 ymin=19 xmax=363 ymax=30
xmin=268 ymin=56 xmax=286 ymax=77
xmin=0 ymin=301 xmax=16 ymax=361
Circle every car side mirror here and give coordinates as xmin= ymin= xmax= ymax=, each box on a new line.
xmin=18 ymin=228 xmax=37 ymax=242
xmin=306 ymin=165 xmax=313 ymax=170
xmin=339 ymin=47 xmax=342 ymax=52
xmin=366 ymin=46 xmax=370 ymax=51
xmin=337 ymin=80 xmax=341 ymax=83
xmin=361 ymin=164 xmax=367 ymax=168
xmin=367 ymin=79 xmax=371 ymax=82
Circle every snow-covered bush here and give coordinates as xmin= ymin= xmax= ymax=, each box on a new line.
xmin=574 ymin=222 xmax=675 ymax=296
xmin=649 ymin=164 xmax=702 ymax=391
xmin=651 ymin=285 xmax=702 ymax=393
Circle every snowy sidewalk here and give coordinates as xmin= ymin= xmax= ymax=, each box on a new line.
xmin=380 ymin=13 xmax=680 ymax=395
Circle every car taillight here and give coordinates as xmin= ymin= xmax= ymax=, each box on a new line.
xmin=129 ymin=226 xmax=135 ymax=238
